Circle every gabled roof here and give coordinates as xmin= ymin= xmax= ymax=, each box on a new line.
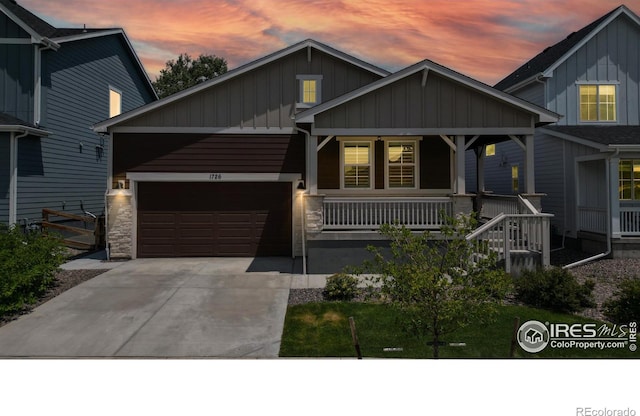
xmin=495 ymin=5 xmax=640 ymax=92
xmin=94 ymin=39 xmax=390 ymax=132
xmin=297 ymin=58 xmax=560 ymax=125
xmin=0 ymin=0 xmax=156 ymax=99
xmin=540 ymin=125 xmax=640 ymax=150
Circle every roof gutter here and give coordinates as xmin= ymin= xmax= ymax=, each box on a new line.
xmin=604 ymin=144 xmax=640 ymax=153
xmin=0 ymin=125 xmax=50 ymax=136
xmin=502 ymin=72 xmax=545 ymax=93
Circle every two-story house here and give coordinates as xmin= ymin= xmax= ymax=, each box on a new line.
xmin=0 ymin=0 xmax=156 ymax=229
xmin=468 ymin=4 xmax=640 ymax=261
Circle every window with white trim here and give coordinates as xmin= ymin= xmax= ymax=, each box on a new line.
xmin=619 ymin=159 xmax=640 ymax=200
xmin=109 ymin=87 xmax=122 ymax=118
xmin=387 ymin=142 xmax=416 ymax=188
xmin=579 ymin=84 xmax=616 ymax=122
xmin=343 ymin=142 xmax=371 ymax=189
xmin=297 ymin=75 xmax=322 ymax=106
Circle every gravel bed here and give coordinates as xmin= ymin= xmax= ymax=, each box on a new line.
xmin=567 ymin=259 xmax=640 ymax=322
xmin=0 ymin=269 xmax=108 ymax=328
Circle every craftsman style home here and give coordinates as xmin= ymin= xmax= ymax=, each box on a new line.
xmin=476 ymin=5 xmax=640 ymax=259
xmin=94 ymin=39 xmax=559 ymax=273
xmin=0 ymin=0 xmax=156 ymax=227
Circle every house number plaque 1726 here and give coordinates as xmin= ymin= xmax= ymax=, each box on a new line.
xmin=209 ymin=173 xmax=223 ymax=180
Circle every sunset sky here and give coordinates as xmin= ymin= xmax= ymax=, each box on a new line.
xmin=20 ymin=0 xmax=640 ymax=85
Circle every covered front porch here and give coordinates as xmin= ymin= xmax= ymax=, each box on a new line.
xmin=293 ymin=60 xmax=559 ymax=273
xmin=302 ymin=133 xmax=541 ymax=234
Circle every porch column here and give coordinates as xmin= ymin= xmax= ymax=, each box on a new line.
xmin=455 ymin=135 xmax=466 ymax=194
xmin=306 ymin=134 xmax=318 ymax=194
xmin=609 ymin=156 xmax=621 ymax=238
xmin=9 ymin=132 xmax=18 ymax=226
xmin=524 ymin=134 xmax=535 ymax=194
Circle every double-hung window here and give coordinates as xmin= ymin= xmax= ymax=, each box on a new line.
xmin=343 ymin=142 xmax=371 ymax=189
xmin=297 ymin=75 xmax=322 ymax=107
xmin=387 ymin=142 xmax=416 ymax=188
xmin=579 ymin=84 xmax=616 ymax=122
xmin=619 ymin=160 xmax=640 ymax=200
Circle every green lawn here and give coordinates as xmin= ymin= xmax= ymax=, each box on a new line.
xmin=279 ymin=302 xmax=638 ymax=358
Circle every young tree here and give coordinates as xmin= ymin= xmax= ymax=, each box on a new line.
xmin=152 ymin=53 xmax=228 ymax=98
xmin=359 ymin=214 xmax=512 ymax=358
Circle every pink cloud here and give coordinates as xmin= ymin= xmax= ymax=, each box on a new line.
xmin=20 ymin=0 xmax=640 ymax=85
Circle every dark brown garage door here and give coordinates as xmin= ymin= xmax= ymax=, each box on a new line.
xmin=137 ymin=182 xmax=292 ymax=257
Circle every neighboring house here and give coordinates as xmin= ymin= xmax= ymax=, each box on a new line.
xmin=0 ymin=0 xmax=157 ymax=227
xmin=473 ymin=5 xmax=640 ymax=258
xmin=94 ymin=39 xmax=558 ymax=273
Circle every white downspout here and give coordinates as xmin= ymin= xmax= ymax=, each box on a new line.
xmin=34 ymin=41 xmax=58 ymax=126
xmin=563 ymin=149 xmax=617 ymax=269
xmin=9 ymin=130 xmax=30 ymax=226
xmin=293 ymin=125 xmax=312 ymax=276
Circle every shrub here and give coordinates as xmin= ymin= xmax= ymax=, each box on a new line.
xmin=513 ymin=267 xmax=595 ymax=313
xmin=0 ymin=225 xmax=65 ymax=315
xmin=603 ymin=278 xmax=640 ymax=324
xmin=323 ymin=273 xmax=359 ymax=301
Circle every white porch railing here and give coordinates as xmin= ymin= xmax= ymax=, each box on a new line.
xmin=466 ymin=213 xmax=552 ymax=273
xmin=577 ymin=206 xmax=607 ymax=234
xmin=620 ymin=206 xmax=640 ymax=236
xmin=323 ymin=197 xmax=452 ymax=230
xmin=480 ymin=194 xmax=534 ymax=218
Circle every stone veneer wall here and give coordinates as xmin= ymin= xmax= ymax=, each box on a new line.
xmin=106 ymin=193 xmax=133 ymax=259
xmin=304 ymin=194 xmax=325 ymax=235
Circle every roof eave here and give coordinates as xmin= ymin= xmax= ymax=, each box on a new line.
xmin=502 ymin=73 xmax=545 ymax=93
xmin=0 ymin=125 xmax=50 ymax=136
xmin=607 ymin=144 xmax=640 ymax=152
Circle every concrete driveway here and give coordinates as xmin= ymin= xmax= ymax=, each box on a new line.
xmin=0 ymin=257 xmax=319 ymax=358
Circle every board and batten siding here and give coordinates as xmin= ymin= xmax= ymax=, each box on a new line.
xmin=315 ymin=71 xmax=534 ymax=130
xmin=547 ymin=13 xmax=640 ymax=125
xmin=0 ymin=42 xmax=34 ymax=123
xmin=122 ymin=48 xmax=382 ymax=130
xmin=509 ymin=82 xmax=545 ymax=108
xmin=112 ymin=133 xmax=305 ymax=186
xmin=13 ymin=35 xmax=155 ymax=221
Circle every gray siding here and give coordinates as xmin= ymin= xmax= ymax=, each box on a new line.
xmin=13 ymin=34 xmax=155 ymax=221
xmin=0 ymin=43 xmax=34 ymax=122
xmin=482 ymin=140 xmax=525 ymax=195
xmin=0 ymin=133 xmax=8 ymax=223
xmin=316 ymin=72 xmax=535 ymax=129
xmin=124 ymin=48 xmax=382 ymax=129
xmin=475 ymin=134 xmax=602 ymax=237
xmin=510 ymin=82 xmax=545 ymax=107
xmin=547 ymin=13 xmax=640 ymax=125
